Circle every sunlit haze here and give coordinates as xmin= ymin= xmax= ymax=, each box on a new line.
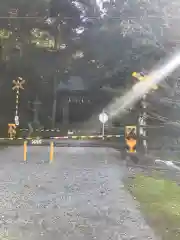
xmin=105 ymin=52 xmax=180 ymax=118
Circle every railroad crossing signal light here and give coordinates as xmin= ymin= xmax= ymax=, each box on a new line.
xmin=132 ymin=72 xmax=158 ymax=90
xmin=125 ymin=125 xmax=137 ymax=153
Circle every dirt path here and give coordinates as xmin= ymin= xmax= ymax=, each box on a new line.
xmin=0 ymin=146 xmax=159 ymax=240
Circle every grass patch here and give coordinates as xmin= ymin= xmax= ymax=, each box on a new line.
xmin=128 ymin=174 xmax=180 ymax=240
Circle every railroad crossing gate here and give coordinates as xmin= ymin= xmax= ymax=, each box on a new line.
xmin=125 ymin=125 xmax=137 ymax=153
xmin=8 ymin=123 xmax=16 ymax=139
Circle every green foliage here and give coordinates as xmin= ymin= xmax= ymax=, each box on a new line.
xmin=129 ymin=174 xmax=180 ymax=240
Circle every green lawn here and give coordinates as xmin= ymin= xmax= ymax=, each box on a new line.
xmin=128 ymin=174 xmax=180 ymax=240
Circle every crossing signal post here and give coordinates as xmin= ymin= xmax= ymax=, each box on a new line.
xmin=132 ymin=71 xmax=159 ymax=154
xmin=12 ymin=77 xmax=25 ymax=127
xmin=125 ymin=126 xmax=137 ymax=153
xmin=132 ymin=72 xmax=148 ymax=153
xmin=138 ymin=97 xmax=148 ymax=153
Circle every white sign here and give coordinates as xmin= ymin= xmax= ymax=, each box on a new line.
xmin=32 ymin=139 xmax=42 ymax=145
xmin=99 ymin=112 xmax=108 ymax=124
xmin=15 ymin=116 xmax=19 ymax=126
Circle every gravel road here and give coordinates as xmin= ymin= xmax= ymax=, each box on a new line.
xmin=0 ymin=146 xmax=159 ymax=240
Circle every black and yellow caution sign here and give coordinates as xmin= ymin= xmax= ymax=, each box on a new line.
xmin=125 ymin=125 xmax=137 ymax=153
xmin=8 ymin=123 xmax=16 ymax=139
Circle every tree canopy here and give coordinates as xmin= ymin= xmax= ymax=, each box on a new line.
xmin=0 ymin=0 xmax=180 ymax=133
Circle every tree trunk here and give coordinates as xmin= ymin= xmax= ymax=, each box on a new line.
xmin=62 ymin=97 xmax=69 ymax=125
xmin=52 ymin=76 xmax=57 ymax=128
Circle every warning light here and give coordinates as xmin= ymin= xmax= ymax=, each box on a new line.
xmin=8 ymin=123 xmax=17 ymax=139
xmin=125 ymin=126 xmax=137 ymax=153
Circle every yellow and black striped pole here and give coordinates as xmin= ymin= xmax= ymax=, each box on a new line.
xmin=15 ymin=87 xmax=19 ymax=122
xmin=12 ymin=77 xmax=25 ymax=127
